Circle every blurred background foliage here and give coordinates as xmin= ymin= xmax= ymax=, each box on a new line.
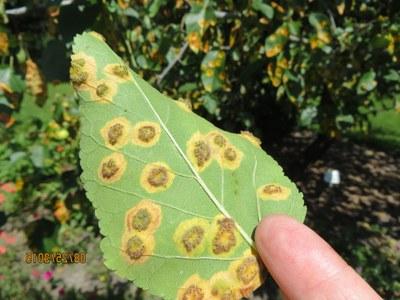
xmin=0 ymin=0 xmax=399 ymax=299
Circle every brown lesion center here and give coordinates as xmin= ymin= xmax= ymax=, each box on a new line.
xmin=138 ymin=125 xmax=156 ymax=142
xmin=182 ymin=285 xmax=204 ymax=300
xmin=147 ymin=166 xmax=168 ymax=187
xmin=101 ymin=159 xmax=119 ymax=179
xmin=181 ymin=226 xmax=205 ymax=252
xmin=108 ymin=123 xmax=124 ymax=145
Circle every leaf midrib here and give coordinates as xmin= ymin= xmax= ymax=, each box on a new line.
xmin=132 ymin=76 xmax=254 ymax=247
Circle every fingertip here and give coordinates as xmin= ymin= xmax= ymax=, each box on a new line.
xmin=254 ymin=214 xmax=381 ymax=300
xmin=255 ymin=214 xmax=301 ymax=256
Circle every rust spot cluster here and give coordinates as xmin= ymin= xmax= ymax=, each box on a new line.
xmin=187 ymin=131 xmax=243 ymax=172
xmin=100 ymin=118 xmax=161 ymax=150
xmin=121 ymin=200 xmax=162 ymax=264
xmin=173 ymin=215 xmax=241 ymax=257
xmin=70 ymin=42 xmax=133 ymax=104
xmin=98 ymin=119 xmax=163 ymax=184
xmin=177 ymin=249 xmax=264 ymax=300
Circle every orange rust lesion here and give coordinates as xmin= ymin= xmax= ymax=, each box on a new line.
xmin=132 ymin=121 xmax=161 ymax=147
xmin=209 ymin=271 xmax=241 ymax=300
xmin=89 ymin=78 xmax=118 ymax=103
xmin=97 ymin=152 xmax=127 ymax=183
xmin=125 ymin=199 xmax=162 ymax=234
xmin=240 ymin=130 xmax=261 ymax=147
xmin=104 ymin=63 xmax=133 ymax=82
xmin=140 ymin=162 xmax=175 ymax=193
xmin=70 ymin=52 xmax=97 ymax=91
xmin=120 ymin=231 xmax=154 ymax=264
xmin=228 ymin=249 xmax=264 ymax=298
xmin=100 ymin=117 xmax=131 ymax=149
xmin=209 ymin=215 xmax=242 ymax=257
xmin=187 ymin=132 xmax=213 ymax=172
xmin=218 ymin=143 xmax=243 ymax=171
xmin=207 ymin=131 xmax=227 ymax=149
xmin=177 ymin=274 xmax=210 ymax=300
xmin=173 ymin=218 xmax=210 ymax=256
xmin=257 ymin=183 xmax=291 ymax=201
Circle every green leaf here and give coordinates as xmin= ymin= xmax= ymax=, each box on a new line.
xmin=252 ymin=0 xmax=274 ymax=19
xmin=308 ymin=13 xmax=330 ymax=31
xmin=200 ymin=50 xmax=226 ymax=92
xmin=72 ymin=32 xmax=306 ymax=300
xmin=184 ymin=1 xmax=216 ymax=35
xmin=264 ymin=24 xmax=289 ymax=57
xmin=148 ymin=0 xmax=168 ymax=18
xmin=357 ymin=71 xmax=377 ymax=95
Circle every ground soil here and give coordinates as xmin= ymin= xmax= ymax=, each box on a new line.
xmin=253 ymin=131 xmax=400 ymax=299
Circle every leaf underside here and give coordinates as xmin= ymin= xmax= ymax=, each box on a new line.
xmin=72 ymin=32 xmax=306 ymax=300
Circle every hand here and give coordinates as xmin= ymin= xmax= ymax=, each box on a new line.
xmin=255 ymin=215 xmax=382 ymax=300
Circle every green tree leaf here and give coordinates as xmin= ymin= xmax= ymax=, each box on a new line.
xmin=72 ymin=32 xmax=306 ymax=300
xmin=201 ymin=50 xmax=226 ymax=92
xmin=252 ymin=0 xmax=274 ymax=20
xmin=357 ymin=71 xmax=377 ymax=95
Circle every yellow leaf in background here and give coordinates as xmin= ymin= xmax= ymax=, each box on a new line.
xmin=271 ymin=1 xmax=285 ymax=14
xmin=337 ymin=2 xmax=345 ymax=15
xmin=47 ymin=5 xmax=60 ymax=17
xmin=277 ymin=57 xmax=288 ymax=69
xmin=229 ymin=19 xmax=242 ymax=48
xmin=54 ymin=200 xmax=70 ymax=224
xmin=187 ymin=31 xmax=202 ymax=53
xmin=0 ymin=32 xmax=9 ymax=55
xmin=317 ymin=31 xmax=331 ymax=44
xmin=266 ymin=44 xmax=283 ymax=57
xmin=0 ymin=82 xmax=12 ymax=93
xmin=118 ymin=0 xmax=130 ymax=9
xmin=310 ymin=36 xmax=319 ymax=49
xmin=276 ymin=26 xmax=289 ymax=37
xmin=15 ymin=179 xmax=24 ymax=191
xmin=386 ymin=33 xmax=395 ymax=54
xmin=175 ymin=0 xmax=184 ymax=8
xmin=25 ymin=59 xmax=45 ymax=96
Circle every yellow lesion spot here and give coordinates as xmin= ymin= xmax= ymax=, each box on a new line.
xmin=89 ymin=79 xmax=117 ymax=103
xmin=89 ymin=31 xmax=105 ymax=41
xmin=100 ymin=117 xmax=131 ymax=149
xmin=240 ymin=131 xmax=261 ymax=147
xmin=173 ymin=218 xmax=209 ymax=256
xmin=187 ymin=132 xmax=212 ymax=172
xmin=206 ymin=131 xmax=227 ymax=153
xmin=177 ymin=274 xmax=210 ymax=300
xmin=132 ymin=121 xmax=161 ymax=147
xmin=209 ymin=272 xmax=241 ymax=300
xmin=257 ymin=183 xmax=291 ymax=201
xmin=228 ymin=250 xmax=264 ymax=298
xmin=98 ymin=152 xmax=127 ymax=183
xmin=209 ymin=215 xmax=242 ymax=256
xmin=104 ymin=63 xmax=133 ymax=82
xmin=125 ymin=199 xmax=162 ymax=234
xmin=121 ymin=232 xmax=154 ymax=264
xmin=140 ymin=162 xmax=175 ymax=193
xmin=219 ymin=143 xmax=243 ymax=170
xmin=70 ymin=52 xmax=97 ymax=90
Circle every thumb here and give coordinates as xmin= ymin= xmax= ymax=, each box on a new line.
xmin=255 ymin=215 xmax=381 ymax=300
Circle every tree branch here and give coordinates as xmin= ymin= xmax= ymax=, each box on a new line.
xmin=156 ymin=42 xmax=188 ymax=86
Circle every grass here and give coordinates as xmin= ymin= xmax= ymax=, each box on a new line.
xmin=350 ymin=109 xmax=400 ymax=151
